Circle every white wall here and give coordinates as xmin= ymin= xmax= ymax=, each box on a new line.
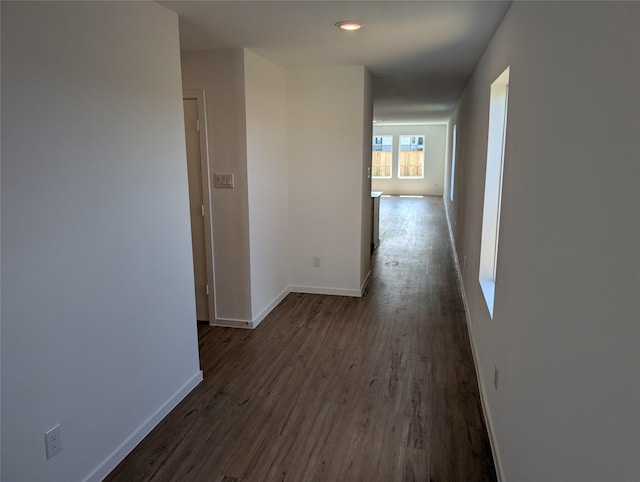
xmin=360 ymin=72 xmax=374 ymax=289
xmin=371 ymin=124 xmax=447 ymax=196
xmin=0 ymin=4 xmax=3 ymax=477
xmin=287 ymin=67 xmax=370 ymax=296
xmin=444 ymin=119 xmax=462 ymax=238
xmin=1 ymin=3 xmax=202 ymax=481
xmin=182 ymin=54 xmax=372 ymax=318
xmin=445 ymin=2 xmax=640 ymax=480
xmin=244 ymin=50 xmax=290 ymax=323
xmin=181 ymin=50 xmax=253 ymax=322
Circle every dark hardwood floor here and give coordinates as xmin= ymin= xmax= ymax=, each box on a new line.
xmin=105 ymin=196 xmax=497 ymax=482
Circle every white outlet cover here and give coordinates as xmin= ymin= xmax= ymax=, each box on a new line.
xmin=45 ymin=424 xmax=62 ymax=459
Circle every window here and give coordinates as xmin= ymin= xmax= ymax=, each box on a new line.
xmin=450 ymin=125 xmax=457 ymax=202
xmin=398 ymin=135 xmax=424 ymax=178
xmin=479 ymin=67 xmax=509 ymax=318
xmin=372 ymin=136 xmax=392 ymax=178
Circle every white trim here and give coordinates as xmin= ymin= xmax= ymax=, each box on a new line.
xmin=211 ymin=288 xmax=291 ymax=330
xmin=211 ymin=318 xmax=254 ymax=329
xmin=183 ymin=89 xmax=216 ymax=324
xmin=444 ymin=203 xmax=505 ymax=482
xmin=450 ymin=124 xmax=457 ymax=202
xmin=375 ymin=121 xmax=449 ymax=126
xmin=214 ymin=283 xmax=366 ymax=331
xmin=360 ymin=270 xmax=372 ymax=296
xmin=251 ymin=287 xmax=290 ymax=327
xmin=82 ymin=371 xmax=203 ymax=482
xmin=289 ymin=285 xmax=363 ymax=298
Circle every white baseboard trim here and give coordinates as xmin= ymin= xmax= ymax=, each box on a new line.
xmin=289 ymin=284 xmax=362 ymax=298
xmin=252 ymin=287 xmax=290 ymax=328
xmin=210 ymin=288 xmax=291 ymax=330
xmin=360 ymin=270 xmax=372 ymax=296
xmin=444 ymin=204 xmax=505 ymax=482
xmin=211 ymin=318 xmax=253 ymax=329
xmin=83 ymin=370 xmax=203 ymax=482
xmin=213 ymin=283 xmax=363 ymax=329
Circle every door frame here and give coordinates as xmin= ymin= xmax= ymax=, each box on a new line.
xmin=183 ymin=89 xmax=216 ymax=324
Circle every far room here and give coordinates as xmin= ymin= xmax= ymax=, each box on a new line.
xmin=370 ymin=123 xmax=448 ymax=250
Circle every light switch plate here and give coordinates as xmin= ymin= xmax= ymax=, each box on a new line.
xmin=214 ymin=173 xmax=234 ymax=188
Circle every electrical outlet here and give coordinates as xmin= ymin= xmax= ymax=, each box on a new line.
xmin=494 ymin=366 xmax=499 ymax=391
xmin=312 ymin=256 xmax=321 ymax=268
xmin=45 ymin=424 xmax=62 ymax=459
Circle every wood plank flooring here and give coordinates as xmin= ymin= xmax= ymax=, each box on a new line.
xmin=105 ymin=196 xmax=497 ymax=482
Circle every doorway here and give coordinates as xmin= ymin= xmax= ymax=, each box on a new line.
xmin=183 ymin=91 xmax=215 ymax=323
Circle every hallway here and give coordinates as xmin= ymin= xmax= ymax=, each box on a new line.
xmin=106 ymin=196 xmax=496 ymax=481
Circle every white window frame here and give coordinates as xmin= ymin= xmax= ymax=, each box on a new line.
xmin=397 ymin=135 xmax=425 ymax=179
xmin=479 ymin=67 xmax=510 ymax=318
xmin=450 ymin=125 xmax=457 ymax=202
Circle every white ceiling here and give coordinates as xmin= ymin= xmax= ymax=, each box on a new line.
xmin=161 ymin=1 xmax=511 ymax=123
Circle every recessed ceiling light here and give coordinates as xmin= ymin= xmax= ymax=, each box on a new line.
xmin=335 ymin=21 xmax=362 ymax=31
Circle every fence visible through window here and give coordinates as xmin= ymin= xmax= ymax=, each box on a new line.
xmin=399 ymin=135 xmax=424 ymax=178
xmin=372 ymin=135 xmax=393 ymax=178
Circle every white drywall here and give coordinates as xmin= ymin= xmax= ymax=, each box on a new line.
xmin=1 ymin=2 xmax=202 ymax=481
xmin=371 ymin=124 xmax=447 ymax=196
xmin=0 ymin=4 xmax=3 ymax=477
xmin=444 ymin=118 xmax=462 ymax=237
xmin=446 ymin=2 xmax=640 ymax=480
xmin=360 ymin=71 xmax=374 ymax=290
xmin=181 ymin=49 xmax=253 ymax=322
xmin=287 ymin=67 xmax=370 ymax=296
xmin=244 ymin=50 xmax=290 ymax=323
